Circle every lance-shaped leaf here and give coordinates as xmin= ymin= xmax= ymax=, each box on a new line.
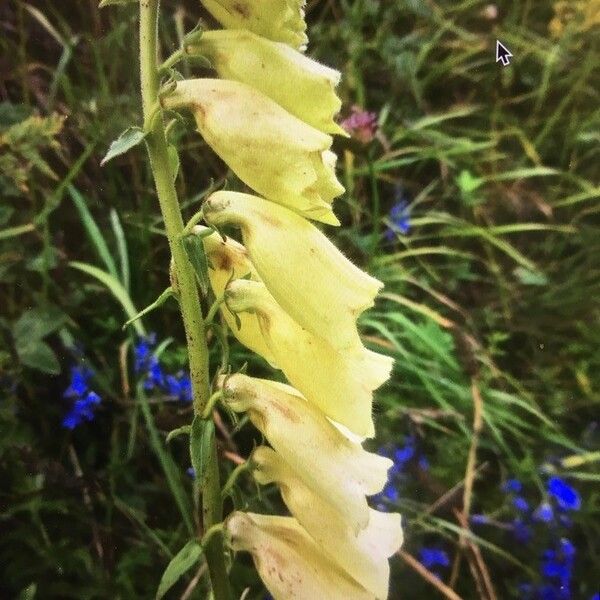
xmin=219 ymin=374 xmax=392 ymax=529
xmin=225 ymin=512 xmax=374 ymax=600
xmin=199 ymin=0 xmax=307 ymax=50
xmin=252 ymin=446 xmax=402 ymax=599
xmin=189 ymin=30 xmax=346 ymax=135
xmin=198 ymin=228 xmax=277 ymax=367
xmin=203 ymin=191 xmax=385 ymax=354
xmin=163 ymin=79 xmax=344 ymax=225
xmin=222 ymin=278 xmax=392 ymax=437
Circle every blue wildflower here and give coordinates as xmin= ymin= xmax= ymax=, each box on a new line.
xmin=513 ymin=496 xmax=530 ymax=512
xmin=512 ymin=518 xmax=532 ymax=543
xmin=502 ymin=478 xmax=523 ymax=493
xmin=419 ymin=548 xmax=450 ymax=569
xmin=542 ymin=552 xmax=570 ymax=580
xmin=470 ymin=514 xmax=490 ymax=525
xmin=186 ymin=467 xmax=196 ymax=479
xmin=383 ymin=484 xmax=399 ymax=503
xmin=558 ymin=538 xmax=575 ymax=561
xmin=62 ymin=366 xmax=101 ymax=430
xmin=63 ymin=365 xmax=92 ymax=397
xmin=177 ymin=372 xmax=192 ymax=403
xmin=590 ymin=594 xmax=599 ymax=600
xmin=534 ymin=502 xmax=554 ymax=523
xmin=418 ymin=455 xmax=430 ymax=471
xmin=385 ymin=187 xmax=411 ymax=241
xmin=547 ymin=477 xmax=581 ymax=511
xmin=134 ymin=333 xmax=156 ymax=373
xmin=394 ymin=444 xmax=415 ymax=465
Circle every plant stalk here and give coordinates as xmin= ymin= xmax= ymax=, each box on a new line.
xmin=139 ymin=2 xmax=230 ymax=598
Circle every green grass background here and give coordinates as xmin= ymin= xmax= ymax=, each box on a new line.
xmin=0 ymin=0 xmax=598 ymax=598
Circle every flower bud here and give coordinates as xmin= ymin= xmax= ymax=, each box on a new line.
xmin=219 ymin=373 xmax=392 ymax=529
xmin=203 ymin=191 xmax=386 ymax=355
xmin=198 ymin=228 xmax=277 ymax=366
xmin=189 ymin=30 xmax=347 ymax=136
xmin=224 ymin=512 xmax=374 ymax=600
xmin=251 ymin=446 xmax=403 ymax=599
xmin=223 ymin=279 xmax=392 ymax=437
xmin=200 ymin=0 xmax=308 ymax=50
xmin=163 ymin=79 xmax=343 ymax=225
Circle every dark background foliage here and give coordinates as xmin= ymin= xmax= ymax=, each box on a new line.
xmin=0 ymin=0 xmax=598 ymax=598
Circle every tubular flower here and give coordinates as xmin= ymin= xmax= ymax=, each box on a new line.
xmin=219 ymin=374 xmax=392 ymax=530
xmin=188 ymin=30 xmax=346 ymax=135
xmin=252 ymin=446 xmax=402 ymax=599
xmin=199 ymin=0 xmax=308 ymax=50
xmin=198 ymin=228 xmax=277 ymax=366
xmin=163 ymin=79 xmax=344 ymax=225
xmin=225 ymin=512 xmax=375 ymax=600
xmin=223 ymin=279 xmax=392 ymax=437
xmin=203 ymin=191 xmax=384 ymax=353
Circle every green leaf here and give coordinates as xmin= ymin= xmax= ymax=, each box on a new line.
xmin=190 ymin=416 xmax=214 ymax=485
xmin=17 ymin=340 xmax=60 ymax=375
xmin=456 ymin=169 xmax=483 ymax=194
xmin=100 ymin=127 xmax=146 ymax=166
xmin=13 ymin=306 xmax=65 ymax=341
xmin=123 ymin=287 xmax=174 ymax=331
xmin=69 ymin=261 xmax=145 ymax=336
xmin=0 ymin=223 xmax=35 ymax=240
xmin=183 ymin=235 xmax=210 ymax=296
xmin=110 ymin=208 xmax=130 ymax=291
xmin=167 ymin=144 xmax=180 ymax=182
xmin=166 ymin=425 xmax=191 ymax=444
xmin=99 ymin=0 xmax=136 ymax=5
xmin=69 ymin=185 xmax=119 ymax=279
xmin=513 ymin=266 xmax=548 ymax=286
xmin=137 ymin=384 xmax=194 ymax=535
xmin=155 ymin=540 xmax=202 ymax=600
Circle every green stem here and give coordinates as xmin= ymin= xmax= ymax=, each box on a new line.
xmin=139 ymin=2 xmax=230 ymax=599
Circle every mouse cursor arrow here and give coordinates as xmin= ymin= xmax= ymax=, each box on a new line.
xmin=496 ymin=40 xmax=513 ymax=67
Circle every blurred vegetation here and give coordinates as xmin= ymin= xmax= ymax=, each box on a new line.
xmin=0 ymin=0 xmax=599 ymax=598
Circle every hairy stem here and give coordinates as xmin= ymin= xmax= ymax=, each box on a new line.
xmin=139 ymin=2 xmax=230 ymax=598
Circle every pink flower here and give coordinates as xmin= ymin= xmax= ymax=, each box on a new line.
xmin=341 ymin=106 xmax=378 ymax=143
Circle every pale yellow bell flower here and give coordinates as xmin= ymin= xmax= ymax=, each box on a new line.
xmin=200 ymin=0 xmax=308 ymax=50
xmin=252 ymin=446 xmax=403 ymax=599
xmin=188 ymin=30 xmax=347 ymax=136
xmin=225 ymin=512 xmax=375 ymax=600
xmin=198 ymin=228 xmax=277 ymax=367
xmin=219 ymin=373 xmax=392 ymax=530
xmin=223 ymin=279 xmax=393 ymax=437
xmin=163 ymin=79 xmax=344 ymax=225
xmin=203 ymin=191 xmax=386 ymax=355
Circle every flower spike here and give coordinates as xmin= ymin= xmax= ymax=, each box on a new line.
xmin=198 ymin=228 xmax=277 ymax=367
xmin=219 ymin=373 xmax=392 ymax=529
xmin=163 ymin=79 xmax=344 ymax=225
xmin=188 ymin=30 xmax=347 ymax=135
xmin=223 ymin=279 xmax=393 ymax=437
xmin=225 ymin=512 xmax=375 ymax=600
xmin=199 ymin=0 xmax=308 ymax=50
xmin=203 ymin=191 xmax=385 ymax=354
xmin=252 ymin=446 xmax=402 ymax=599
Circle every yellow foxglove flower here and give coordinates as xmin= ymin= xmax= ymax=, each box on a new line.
xmin=223 ymin=279 xmax=392 ymax=436
xmin=219 ymin=373 xmax=392 ymax=530
xmin=203 ymin=191 xmax=386 ymax=354
xmin=252 ymin=446 xmax=403 ymax=599
xmin=200 ymin=0 xmax=308 ymax=50
xmin=225 ymin=512 xmax=375 ymax=600
xmin=163 ymin=79 xmax=343 ymax=225
xmin=198 ymin=228 xmax=277 ymax=366
xmin=189 ymin=30 xmax=347 ymax=136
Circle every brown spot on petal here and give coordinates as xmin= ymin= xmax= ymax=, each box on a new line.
xmin=233 ymin=2 xmax=250 ymax=18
